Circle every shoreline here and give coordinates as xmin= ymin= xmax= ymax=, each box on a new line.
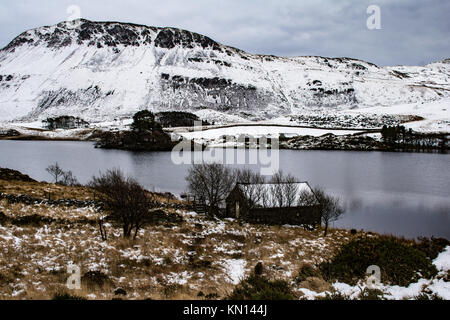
xmin=1 ymin=121 xmax=448 ymax=154
xmin=1 ymin=134 xmax=447 ymax=154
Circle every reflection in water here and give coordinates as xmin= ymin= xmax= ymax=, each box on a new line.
xmin=0 ymin=140 xmax=449 ymax=239
xmin=337 ymin=195 xmax=450 ymax=239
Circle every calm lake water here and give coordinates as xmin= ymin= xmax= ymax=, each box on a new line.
xmin=0 ymin=140 xmax=449 ymax=239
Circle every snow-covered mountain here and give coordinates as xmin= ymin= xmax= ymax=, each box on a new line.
xmin=0 ymin=19 xmax=449 ymax=126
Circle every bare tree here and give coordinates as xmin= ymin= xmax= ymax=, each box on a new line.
xmin=283 ymin=174 xmax=299 ymax=207
xmin=268 ymin=170 xmax=299 ymax=207
xmin=269 ymin=170 xmax=286 ymax=207
xmin=89 ymin=168 xmax=156 ymax=239
xmin=60 ymin=170 xmax=79 ymax=186
xmin=186 ymin=163 xmax=236 ymax=216
xmin=46 ymin=163 xmax=79 ymax=186
xmin=313 ymin=187 xmax=344 ymax=237
xmin=235 ymin=168 xmax=266 ymax=209
xmin=298 ymin=189 xmax=319 ymax=207
xmin=260 ymin=188 xmax=271 ymax=208
xmin=46 ymin=162 xmax=64 ymax=183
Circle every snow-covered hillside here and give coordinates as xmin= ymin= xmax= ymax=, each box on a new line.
xmin=0 ymin=19 xmax=449 ymax=131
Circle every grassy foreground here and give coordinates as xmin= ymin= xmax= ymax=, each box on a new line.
xmin=0 ymin=177 xmax=448 ymax=300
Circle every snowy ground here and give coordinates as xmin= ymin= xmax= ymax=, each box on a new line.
xmin=1 ymin=97 xmax=448 ymax=144
xmin=349 ymin=98 xmax=450 ymax=133
xmin=0 ymin=179 xmax=359 ymax=300
xmin=1 ymin=196 xmax=449 ymax=300
xmin=174 ymin=125 xmax=363 ymax=145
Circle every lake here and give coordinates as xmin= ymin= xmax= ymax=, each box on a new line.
xmin=0 ymin=140 xmax=449 ymax=239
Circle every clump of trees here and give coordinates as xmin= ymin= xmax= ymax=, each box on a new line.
xmin=186 ymin=163 xmax=344 ymax=235
xmin=381 ymin=125 xmax=448 ymax=152
xmin=187 ymin=165 xmax=319 ymax=214
xmin=234 ymin=168 xmax=266 ymax=209
xmin=130 ymin=110 xmax=161 ymax=132
xmin=238 ymin=169 xmax=306 ymax=209
xmin=186 ymin=163 xmax=236 ymax=216
xmin=43 ymin=116 xmax=89 ymax=130
xmin=46 ymin=162 xmax=79 ymax=186
xmin=155 ymin=111 xmax=210 ymax=128
xmin=268 ymin=170 xmax=300 ymax=208
xmin=381 ymin=125 xmax=410 ymax=143
xmin=89 ymin=168 xmax=156 ymax=239
xmin=96 ymin=110 xmax=175 ymax=151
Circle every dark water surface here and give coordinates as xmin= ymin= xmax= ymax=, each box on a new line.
xmin=0 ymin=140 xmax=449 ymax=239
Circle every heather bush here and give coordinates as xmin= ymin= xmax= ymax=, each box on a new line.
xmin=319 ymin=236 xmax=438 ymax=286
xmin=227 ymin=274 xmax=295 ymax=300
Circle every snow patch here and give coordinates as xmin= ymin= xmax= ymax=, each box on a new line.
xmin=222 ymin=259 xmax=246 ymax=284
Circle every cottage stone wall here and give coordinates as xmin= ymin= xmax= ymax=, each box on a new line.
xmin=243 ymin=206 xmax=321 ymax=226
xmin=225 ymin=186 xmax=321 ymax=226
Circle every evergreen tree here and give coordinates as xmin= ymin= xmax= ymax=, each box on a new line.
xmin=130 ymin=110 xmax=160 ymax=132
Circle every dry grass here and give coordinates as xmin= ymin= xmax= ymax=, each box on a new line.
xmin=0 ymin=179 xmax=95 ymax=201
xmin=0 ymin=199 xmax=98 ymax=222
xmin=298 ymin=277 xmax=332 ymax=293
xmin=0 ymin=179 xmax=184 ymax=205
xmin=0 ymin=179 xmax=361 ymax=300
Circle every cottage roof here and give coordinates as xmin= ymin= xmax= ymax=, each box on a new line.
xmin=236 ymin=182 xmax=319 ymax=208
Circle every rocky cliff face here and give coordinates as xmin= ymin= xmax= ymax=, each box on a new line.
xmin=0 ymin=19 xmax=449 ymax=123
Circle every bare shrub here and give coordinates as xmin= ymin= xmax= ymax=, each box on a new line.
xmin=60 ymin=170 xmax=79 ymax=186
xmin=46 ymin=162 xmax=64 ymax=184
xmin=45 ymin=162 xmax=79 ymax=186
xmin=282 ymin=173 xmax=299 ymax=207
xmin=186 ymin=163 xmax=236 ymax=216
xmin=89 ymin=168 xmax=156 ymax=239
xmin=269 ymin=170 xmax=299 ymax=208
xmin=313 ymin=187 xmax=344 ymax=237
xmin=235 ymin=168 xmax=266 ymax=209
xmin=298 ymin=190 xmax=319 ymax=207
xmin=269 ymin=170 xmax=285 ymax=207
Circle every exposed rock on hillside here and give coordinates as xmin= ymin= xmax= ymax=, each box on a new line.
xmin=0 ymin=19 xmax=448 ymax=128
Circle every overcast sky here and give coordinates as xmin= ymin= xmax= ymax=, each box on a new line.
xmin=0 ymin=0 xmax=448 ymax=66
